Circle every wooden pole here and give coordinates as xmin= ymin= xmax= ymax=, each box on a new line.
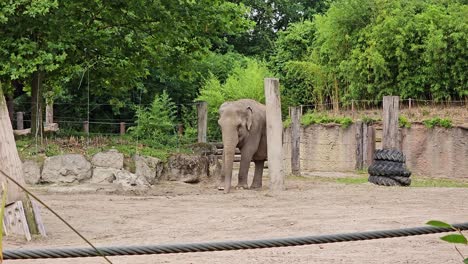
xmin=83 ymin=121 xmax=89 ymax=134
xmin=264 ymin=78 xmax=284 ymax=191
xmin=290 ymin=106 xmax=301 ymax=176
xmin=0 ymin=88 xmax=39 ymax=235
xmin=45 ymin=103 xmax=53 ymax=124
xmin=120 ymin=122 xmax=126 ymax=135
xmin=17 ymin=112 xmax=24 ymax=130
xmin=382 ymin=96 xmax=400 ymax=150
xmin=365 ymin=125 xmax=376 ymax=166
xmin=355 ymin=121 xmax=364 ymax=170
xmin=197 ymin=101 xmax=208 ymax=143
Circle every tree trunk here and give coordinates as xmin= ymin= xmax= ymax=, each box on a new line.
xmin=0 ymin=85 xmax=39 ymax=235
xmin=6 ymin=94 xmax=14 ymax=126
xmin=31 ymin=71 xmax=43 ymax=136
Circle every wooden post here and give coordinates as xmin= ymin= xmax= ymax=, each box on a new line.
xmin=290 ymin=106 xmax=301 ymax=176
xmin=197 ymin=101 xmax=208 ymax=143
xmin=351 ymin=100 xmax=355 ymax=119
xmin=83 ymin=121 xmax=89 ymax=134
xmin=45 ymin=103 xmax=53 ymax=124
xmin=0 ymin=89 xmax=40 ymax=235
xmin=264 ymin=78 xmax=284 ymax=192
xmin=17 ymin=112 xmax=24 ymax=130
xmin=382 ymin=96 xmax=400 ymax=150
xmin=355 ymin=121 xmax=364 ymax=169
xmin=408 ymin=98 xmax=412 ymax=111
xmin=362 ymin=123 xmax=376 ymax=167
xmin=120 ymin=122 xmax=126 ymax=135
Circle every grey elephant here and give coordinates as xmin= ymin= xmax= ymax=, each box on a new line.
xmin=218 ymin=99 xmax=267 ymax=193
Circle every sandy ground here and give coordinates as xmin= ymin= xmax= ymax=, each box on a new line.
xmin=4 ymin=172 xmax=468 ymax=264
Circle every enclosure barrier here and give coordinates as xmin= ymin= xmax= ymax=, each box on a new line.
xmin=4 ymin=222 xmax=468 ymax=260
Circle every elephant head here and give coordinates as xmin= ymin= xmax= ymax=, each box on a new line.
xmin=218 ymin=102 xmax=253 ymax=193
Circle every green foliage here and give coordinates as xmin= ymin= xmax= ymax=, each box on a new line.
xmin=128 ymin=92 xmax=177 ymax=147
xmin=197 ymin=59 xmax=273 ymax=141
xmin=423 ymin=117 xmax=453 ymax=128
xmin=427 ymin=220 xmax=467 ymax=262
xmin=399 ymin=116 xmax=411 ymax=128
xmin=283 ymin=117 xmax=292 ymax=128
xmin=361 ymin=116 xmax=380 ymax=125
xmin=301 ymin=112 xmax=353 ymax=128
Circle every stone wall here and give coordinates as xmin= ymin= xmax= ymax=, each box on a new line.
xmin=401 ymin=124 xmax=467 ymax=179
xmin=283 ymin=124 xmax=468 ymax=179
xmin=283 ymin=123 xmax=359 ymax=173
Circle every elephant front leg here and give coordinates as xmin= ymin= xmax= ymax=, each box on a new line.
xmin=250 ymin=160 xmax=264 ymax=189
xmin=217 ymin=153 xmax=226 ymax=191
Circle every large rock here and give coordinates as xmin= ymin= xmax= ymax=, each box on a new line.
xmin=22 ymin=160 xmax=41 ymax=184
xmin=91 ymin=149 xmax=124 ymax=169
xmin=114 ymin=170 xmax=149 ymax=187
xmin=164 ymin=154 xmax=220 ymax=183
xmin=41 ymin=154 xmax=92 ymax=183
xmin=134 ymin=155 xmax=164 ymax=185
xmin=91 ymin=167 xmax=119 ymax=184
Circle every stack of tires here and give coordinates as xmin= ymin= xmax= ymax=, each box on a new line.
xmin=368 ymin=149 xmax=412 ymax=186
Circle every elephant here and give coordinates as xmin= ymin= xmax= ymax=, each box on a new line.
xmin=218 ymin=99 xmax=267 ymax=193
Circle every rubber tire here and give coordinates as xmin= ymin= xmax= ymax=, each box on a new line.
xmin=368 ymin=160 xmax=412 ymax=177
xmin=374 ymin=149 xmax=406 ymax=163
xmin=368 ymin=175 xmax=411 ymax=186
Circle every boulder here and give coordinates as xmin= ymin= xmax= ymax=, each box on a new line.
xmin=41 ymin=154 xmax=92 ymax=183
xmin=91 ymin=167 xmax=119 ymax=184
xmin=114 ymin=170 xmax=149 ymax=187
xmin=134 ymin=155 xmax=164 ymax=185
xmin=91 ymin=149 xmax=124 ymax=169
xmin=22 ymin=160 xmax=41 ymax=184
xmin=164 ymin=154 xmax=220 ymax=183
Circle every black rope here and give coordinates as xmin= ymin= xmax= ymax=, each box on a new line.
xmin=4 ymin=222 xmax=468 ymax=260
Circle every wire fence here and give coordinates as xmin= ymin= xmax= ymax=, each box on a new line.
xmin=296 ymin=98 xmax=467 ymax=126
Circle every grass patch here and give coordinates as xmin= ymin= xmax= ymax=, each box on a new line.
xmin=334 ymin=175 xmax=468 ymax=187
xmin=301 ymin=112 xmax=353 ymax=128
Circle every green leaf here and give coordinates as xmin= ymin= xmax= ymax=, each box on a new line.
xmin=440 ymin=234 xmax=468 ymax=244
xmin=463 ymin=258 xmax=468 ymax=264
xmin=426 ymin=220 xmax=452 ymax=228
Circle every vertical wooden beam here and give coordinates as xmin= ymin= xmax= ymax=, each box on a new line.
xmin=382 ymin=96 xmax=400 ymax=150
xmin=355 ymin=121 xmax=364 ymax=170
xmin=16 ymin=112 xmax=24 ymax=130
xmin=197 ymin=101 xmax=208 ymax=143
xmin=83 ymin=121 xmax=89 ymax=134
xmin=45 ymin=103 xmax=53 ymax=124
xmin=119 ymin=122 xmax=126 ymax=135
xmin=264 ymin=78 xmax=284 ymax=191
xmin=363 ymin=124 xmax=376 ymax=167
xmin=290 ymin=106 xmax=301 ymax=176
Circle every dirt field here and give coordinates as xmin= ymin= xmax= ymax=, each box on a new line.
xmin=4 ymin=173 xmax=468 ymax=264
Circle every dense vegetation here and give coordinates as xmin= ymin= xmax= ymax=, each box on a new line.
xmin=1 ymin=0 xmax=466 ymax=145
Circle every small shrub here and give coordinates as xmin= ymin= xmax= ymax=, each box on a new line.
xmin=128 ymin=91 xmax=178 ymax=147
xmin=423 ymin=117 xmax=452 ymax=128
xmin=301 ymin=112 xmax=353 ymax=128
xmin=426 ymin=220 xmax=467 ymax=263
xmin=283 ymin=118 xmax=292 ymax=128
xmin=399 ymin=116 xmax=411 ymax=128
xmin=361 ymin=116 xmax=379 ymax=125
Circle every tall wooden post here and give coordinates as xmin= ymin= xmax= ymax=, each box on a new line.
xmin=197 ymin=101 xmax=208 ymax=143
xmin=382 ymin=96 xmax=400 ymax=150
xmin=364 ymin=125 xmax=375 ymax=166
xmin=290 ymin=106 xmax=301 ymax=176
xmin=17 ymin=112 xmax=24 ymax=130
xmin=83 ymin=121 xmax=89 ymax=134
xmin=120 ymin=122 xmax=126 ymax=135
xmin=264 ymin=78 xmax=284 ymax=191
xmin=355 ymin=121 xmax=364 ymax=169
xmin=45 ymin=103 xmax=53 ymax=124
xmin=0 ymin=88 xmax=39 ymax=235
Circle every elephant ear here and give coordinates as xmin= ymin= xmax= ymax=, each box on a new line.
xmin=246 ymin=106 xmax=253 ymax=131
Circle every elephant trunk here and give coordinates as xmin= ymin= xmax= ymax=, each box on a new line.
xmin=222 ymin=131 xmax=238 ymax=193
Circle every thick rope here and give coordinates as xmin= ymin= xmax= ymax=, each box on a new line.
xmin=4 ymin=222 xmax=468 ymax=260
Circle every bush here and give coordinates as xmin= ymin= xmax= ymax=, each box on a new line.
xmin=301 ymin=112 xmax=353 ymax=128
xmin=399 ymin=116 xmax=411 ymax=128
xmin=423 ymin=117 xmax=452 ymax=129
xmin=197 ymin=59 xmax=273 ymax=141
xmin=128 ymin=91 xmax=178 ymax=147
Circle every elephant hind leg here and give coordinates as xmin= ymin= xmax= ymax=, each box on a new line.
xmin=250 ymin=160 xmax=264 ymax=189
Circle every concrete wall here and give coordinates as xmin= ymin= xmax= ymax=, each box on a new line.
xmin=401 ymin=124 xmax=467 ymax=179
xmin=283 ymin=124 xmax=359 ymax=173
xmin=283 ymin=124 xmax=468 ymax=179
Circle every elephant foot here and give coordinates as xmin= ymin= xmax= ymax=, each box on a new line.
xmin=250 ymin=184 xmax=262 ymax=190
xmin=235 ymin=184 xmax=249 ymax=190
